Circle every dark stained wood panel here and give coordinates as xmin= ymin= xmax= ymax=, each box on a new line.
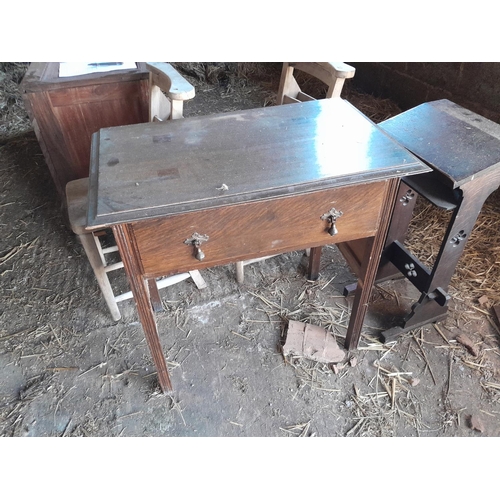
xmin=20 ymin=63 xmax=150 ymax=200
xmin=49 ymin=81 xmax=149 ymax=180
xmin=379 ymin=99 xmax=500 ymax=189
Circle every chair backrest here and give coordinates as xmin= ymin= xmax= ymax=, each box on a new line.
xmin=276 ymin=62 xmax=355 ymax=105
xmin=145 ymin=62 xmax=195 ymax=122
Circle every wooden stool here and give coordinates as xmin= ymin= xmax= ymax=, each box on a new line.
xmin=66 ymin=178 xmax=207 ymax=321
xmin=374 ymin=99 xmax=500 ymax=341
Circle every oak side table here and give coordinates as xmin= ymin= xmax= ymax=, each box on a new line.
xmin=86 ymin=98 xmax=429 ymax=392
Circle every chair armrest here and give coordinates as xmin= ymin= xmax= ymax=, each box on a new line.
xmin=289 ymin=62 xmax=355 ymax=87
xmin=326 ymin=62 xmax=356 ymax=79
xmin=145 ymin=62 xmax=195 ymax=101
xmin=284 ymin=62 xmax=356 ymax=100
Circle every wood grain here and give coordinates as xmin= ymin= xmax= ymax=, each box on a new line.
xmin=21 ymin=63 xmax=150 ymax=199
xmin=132 ymin=182 xmax=387 ymax=278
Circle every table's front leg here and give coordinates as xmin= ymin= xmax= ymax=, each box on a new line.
xmin=344 ymin=178 xmax=400 ymax=349
xmin=112 ymin=224 xmax=172 ymax=393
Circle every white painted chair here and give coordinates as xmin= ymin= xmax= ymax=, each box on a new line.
xmin=66 ymin=62 xmax=206 ymax=321
xmin=145 ymin=62 xmax=195 ymax=121
xmin=276 ymin=62 xmax=356 ymax=104
xmin=235 ymin=62 xmax=356 ymax=283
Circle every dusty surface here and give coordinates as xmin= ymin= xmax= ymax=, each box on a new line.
xmin=1 ymin=63 xmax=500 ymax=437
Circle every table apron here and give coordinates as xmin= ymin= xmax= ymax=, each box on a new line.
xmin=130 ymin=180 xmax=389 ymax=278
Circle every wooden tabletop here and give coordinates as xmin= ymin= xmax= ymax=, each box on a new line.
xmin=87 ymin=98 xmax=429 ymax=229
xmin=379 ymin=99 xmax=500 ymax=189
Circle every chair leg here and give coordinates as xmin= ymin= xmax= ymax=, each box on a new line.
xmin=147 ymin=278 xmax=164 ymax=313
xmin=78 ymin=233 xmax=121 ymax=321
xmin=189 ymin=270 xmax=208 ymax=289
xmin=235 ymin=261 xmax=245 ymax=284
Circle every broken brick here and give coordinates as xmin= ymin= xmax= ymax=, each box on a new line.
xmin=283 ymin=320 xmax=345 ymax=363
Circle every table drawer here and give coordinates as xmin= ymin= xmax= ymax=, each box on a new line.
xmin=132 ymin=180 xmax=388 ymax=278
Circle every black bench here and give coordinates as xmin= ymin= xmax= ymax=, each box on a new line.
xmin=375 ymin=99 xmax=500 ymax=341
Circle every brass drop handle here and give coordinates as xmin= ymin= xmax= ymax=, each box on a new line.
xmin=184 ymin=232 xmax=209 ymax=261
xmin=321 ymin=208 xmax=343 ymax=236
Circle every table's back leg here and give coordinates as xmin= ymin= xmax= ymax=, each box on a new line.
xmin=376 ymin=179 xmax=419 ymax=282
xmin=113 ymin=224 xmax=173 ymax=393
xmin=307 ymin=246 xmax=322 ymax=281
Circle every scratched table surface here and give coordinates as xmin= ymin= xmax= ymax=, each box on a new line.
xmin=87 ymin=98 xmax=428 ymax=229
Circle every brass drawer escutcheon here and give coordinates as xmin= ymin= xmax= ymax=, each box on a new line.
xmin=184 ymin=232 xmax=209 ymax=261
xmin=320 ymin=208 xmax=343 ymax=236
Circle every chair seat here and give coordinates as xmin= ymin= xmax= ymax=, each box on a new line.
xmin=66 ymin=176 xmax=207 ymax=321
xmin=66 ymin=178 xmax=92 ymax=235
